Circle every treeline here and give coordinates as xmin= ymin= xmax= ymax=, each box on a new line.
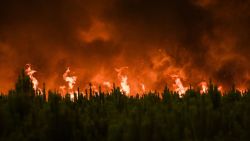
xmin=0 ymin=70 xmax=249 ymax=141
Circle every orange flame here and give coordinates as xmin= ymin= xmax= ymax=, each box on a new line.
xmin=59 ymin=85 xmax=66 ymax=94
xmin=199 ymin=81 xmax=208 ymax=93
xmin=121 ymin=75 xmax=130 ymax=95
xmin=141 ymin=83 xmax=146 ymax=92
xmin=22 ymin=64 xmax=246 ymax=97
xmin=63 ymin=67 xmax=77 ymax=90
xmin=115 ymin=67 xmax=130 ymax=95
xmin=103 ymin=81 xmax=112 ymax=88
xmin=171 ymin=75 xmax=187 ymax=97
xmin=218 ymin=85 xmax=223 ymax=92
xmin=25 ymin=64 xmax=39 ymax=90
xmin=60 ymin=67 xmax=77 ymax=99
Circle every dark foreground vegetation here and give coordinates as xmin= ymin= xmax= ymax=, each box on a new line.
xmin=0 ymin=70 xmax=249 ymax=141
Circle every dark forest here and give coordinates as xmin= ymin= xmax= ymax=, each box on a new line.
xmin=0 ymin=70 xmax=249 ymax=141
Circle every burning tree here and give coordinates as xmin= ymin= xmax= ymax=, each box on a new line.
xmin=0 ymin=67 xmax=249 ymax=141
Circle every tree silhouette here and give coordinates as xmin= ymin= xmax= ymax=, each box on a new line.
xmin=0 ymin=70 xmax=249 ymax=140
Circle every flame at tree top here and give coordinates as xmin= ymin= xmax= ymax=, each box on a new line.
xmin=115 ymin=67 xmax=130 ymax=95
xmin=199 ymin=81 xmax=208 ymax=93
xmin=103 ymin=81 xmax=111 ymax=88
xmin=218 ymin=85 xmax=223 ymax=92
xmin=25 ymin=64 xmax=39 ymax=91
xmin=21 ymin=64 xmax=247 ymax=98
xmin=141 ymin=83 xmax=146 ymax=92
xmin=60 ymin=67 xmax=77 ymax=96
xmin=171 ymin=75 xmax=187 ymax=97
xmin=63 ymin=67 xmax=77 ymax=90
xmin=121 ymin=75 xmax=130 ymax=95
xmin=0 ymin=0 xmax=250 ymax=97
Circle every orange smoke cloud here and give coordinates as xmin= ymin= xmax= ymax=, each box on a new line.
xmin=0 ymin=0 xmax=250 ymax=93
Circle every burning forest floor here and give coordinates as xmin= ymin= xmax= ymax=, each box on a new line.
xmin=0 ymin=68 xmax=249 ymax=140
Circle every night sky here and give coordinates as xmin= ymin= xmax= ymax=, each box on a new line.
xmin=0 ymin=0 xmax=250 ymax=93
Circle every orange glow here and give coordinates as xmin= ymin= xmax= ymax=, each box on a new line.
xmin=218 ymin=85 xmax=223 ymax=92
xmin=79 ymin=20 xmax=110 ymax=43
xmin=237 ymin=87 xmax=246 ymax=93
xmin=171 ymin=75 xmax=187 ymax=97
xmin=141 ymin=83 xmax=146 ymax=92
xmin=59 ymin=85 xmax=66 ymax=95
xmin=199 ymin=81 xmax=208 ymax=93
xmin=0 ymin=0 xmax=250 ymax=96
xmin=19 ymin=64 xmax=249 ymax=97
xmin=25 ymin=64 xmax=39 ymax=91
xmin=63 ymin=67 xmax=77 ymax=90
xmin=121 ymin=75 xmax=130 ymax=95
xmin=103 ymin=81 xmax=112 ymax=88
xmin=60 ymin=67 xmax=77 ymax=97
xmin=115 ymin=67 xmax=130 ymax=95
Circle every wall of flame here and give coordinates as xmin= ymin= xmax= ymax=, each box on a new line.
xmin=0 ymin=0 xmax=250 ymax=93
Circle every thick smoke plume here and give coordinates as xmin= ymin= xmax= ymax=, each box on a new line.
xmin=0 ymin=0 xmax=250 ymax=93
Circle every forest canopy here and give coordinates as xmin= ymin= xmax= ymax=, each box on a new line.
xmin=0 ymin=69 xmax=249 ymax=141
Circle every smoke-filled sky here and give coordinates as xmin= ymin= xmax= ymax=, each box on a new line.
xmin=0 ymin=0 xmax=250 ymax=93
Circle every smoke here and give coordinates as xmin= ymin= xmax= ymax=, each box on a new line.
xmin=0 ymin=0 xmax=250 ymax=93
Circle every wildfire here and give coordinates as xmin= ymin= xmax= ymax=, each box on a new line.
xmin=59 ymin=85 xmax=66 ymax=94
xmin=60 ymin=67 xmax=77 ymax=98
xmin=199 ymin=81 xmax=208 ymax=93
xmin=171 ymin=75 xmax=187 ymax=96
xmin=115 ymin=67 xmax=130 ymax=95
xmin=25 ymin=64 xmax=39 ymax=90
xmin=218 ymin=85 xmax=223 ymax=92
xmin=103 ymin=81 xmax=112 ymax=88
xmin=121 ymin=75 xmax=130 ymax=95
xmin=21 ymin=64 xmax=247 ymax=97
xmin=63 ymin=67 xmax=77 ymax=90
xmin=141 ymin=83 xmax=146 ymax=92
